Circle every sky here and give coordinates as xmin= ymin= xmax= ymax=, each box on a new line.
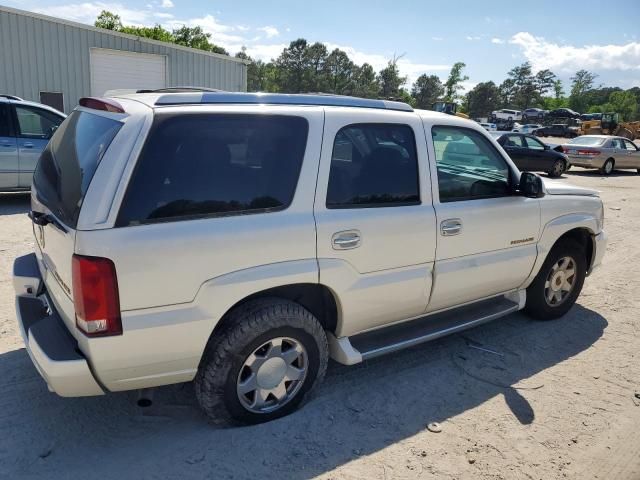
xmin=6 ymin=0 xmax=640 ymax=93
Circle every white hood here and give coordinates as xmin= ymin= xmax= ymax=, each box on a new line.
xmin=542 ymin=179 xmax=599 ymax=197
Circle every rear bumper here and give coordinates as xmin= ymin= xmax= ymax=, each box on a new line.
xmin=589 ymin=231 xmax=607 ymax=274
xmin=13 ymin=253 xmax=104 ymax=397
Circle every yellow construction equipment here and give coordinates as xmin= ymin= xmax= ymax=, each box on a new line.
xmin=432 ymin=101 xmax=470 ymax=119
xmin=579 ymin=112 xmax=639 ymax=140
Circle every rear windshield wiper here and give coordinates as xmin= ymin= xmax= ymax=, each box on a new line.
xmin=28 ymin=211 xmax=68 ymax=234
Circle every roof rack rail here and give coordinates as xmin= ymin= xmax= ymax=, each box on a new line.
xmin=137 ymin=86 xmax=225 ymax=93
xmin=0 ymin=94 xmax=23 ymax=101
xmin=154 ymin=92 xmax=414 ymax=112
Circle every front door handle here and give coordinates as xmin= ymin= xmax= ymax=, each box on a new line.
xmin=441 ymin=219 xmax=462 ymax=236
xmin=332 ymin=230 xmax=361 ymax=250
xmin=22 ymin=142 xmax=34 ymax=149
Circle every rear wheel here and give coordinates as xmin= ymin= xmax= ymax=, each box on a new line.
xmin=601 ymin=158 xmax=614 ymax=175
xmin=524 ymin=240 xmax=587 ymax=320
xmin=195 ymin=298 xmax=328 ymax=425
xmin=548 ymin=159 xmax=565 ymax=178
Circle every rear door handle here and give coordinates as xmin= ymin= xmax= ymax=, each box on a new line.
xmin=332 ymin=230 xmax=361 ymax=250
xmin=441 ymin=219 xmax=462 ymax=236
xmin=22 ymin=142 xmax=34 ymax=149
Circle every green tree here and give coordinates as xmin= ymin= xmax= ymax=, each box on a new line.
xmin=304 ymin=42 xmax=329 ymax=92
xmin=324 ymin=48 xmax=354 ymax=94
xmin=411 ymin=74 xmax=444 ymax=109
xmin=351 ymin=63 xmax=379 ymax=98
xmin=274 ymin=39 xmax=310 ymax=93
xmin=591 ymin=91 xmax=638 ymax=120
xmin=534 ymin=69 xmax=557 ymax=98
xmin=506 ymin=62 xmax=538 ymax=109
xmin=95 ymin=10 xmax=122 ymax=30
xmin=444 ymin=62 xmax=468 ymax=102
xmin=498 ymin=78 xmax=516 ymax=107
xmin=172 ymin=25 xmax=228 ymax=54
xmin=377 ymin=57 xmax=407 ymax=99
xmin=569 ymin=70 xmax=598 ymax=112
xmin=120 ymin=24 xmax=173 ymax=43
xmin=466 ymin=81 xmax=501 ymax=119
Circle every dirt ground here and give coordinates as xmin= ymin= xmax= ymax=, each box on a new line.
xmin=1 ymin=155 xmax=639 ymax=479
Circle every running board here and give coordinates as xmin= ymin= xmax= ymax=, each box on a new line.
xmin=328 ymin=296 xmax=520 ymax=365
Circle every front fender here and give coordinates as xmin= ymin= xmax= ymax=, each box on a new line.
xmin=521 ymin=213 xmax=599 ymax=288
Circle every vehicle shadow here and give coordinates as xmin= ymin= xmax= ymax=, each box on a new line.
xmin=0 ymin=304 xmax=606 ymax=479
xmin=0 ymin=192 xmax=30 ymax=216
xmin=565 ymin=169 xmax=638 ymax=178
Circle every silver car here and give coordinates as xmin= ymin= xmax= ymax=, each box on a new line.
xmin=562 ymin=135 xmax=640 ymax=175
xmin=0 ymin=95 xmax=66 ymax=191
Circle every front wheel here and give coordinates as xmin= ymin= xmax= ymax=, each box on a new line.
xmin=195 ymin=298 xmax=328 ymax=425
xmin=524 ymin=240 xmax=587 ymax=320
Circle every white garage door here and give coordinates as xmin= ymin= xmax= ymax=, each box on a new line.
xmin=90 ymin=48 xmax=166 ymax=96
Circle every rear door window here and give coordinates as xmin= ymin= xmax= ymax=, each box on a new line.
xmin=117 ymin=114 xmax=308 ymax=226
xmin=33 ymin=110 xmax=122 ymax=227
xmin=0 ymin=104 xmax=13 ymax=136
xmin=15 ymin=105 xmax=63 ymax=139
xmin=326 ymin=123 xmax=420 ymax=208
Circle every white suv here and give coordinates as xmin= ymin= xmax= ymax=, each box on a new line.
xmin=491 ymin=108 xmax=523 ymax=121
xmin=13 ymin=92 xmax=606 ymax=424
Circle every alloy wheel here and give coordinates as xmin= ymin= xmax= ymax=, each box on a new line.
xmin=236 ymin=337 xmax=308 ymax=414
xmin=544 ymin=256 xmax=577 ymax=306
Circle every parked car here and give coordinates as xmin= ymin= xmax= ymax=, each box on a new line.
xmin=547 ymin=108 xmax=581 ymax=119
xmin=513 ymin=123 xmax=542 ymax=134
xmin=0 ymin=95 xmax=66 ymax=191
xmin=561 ymin=135 xmax=640 ymax=175
xmin=534 ymin=124 xmax=579 ymax=138
xmin=522 ymin=108 xmax=546 ymax=121
xmin=479 ymin=122 xmax=497 ymax=131
xmin=491 ymin=108 xmax=522 ymax=121
xmin=490 ymin=132 xmax=569 ymax=177
xmin=14 ymin=92 xmax=606 ymax=425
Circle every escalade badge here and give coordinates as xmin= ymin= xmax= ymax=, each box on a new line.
xmin=510 ymin=237 xmax=534 ymax=245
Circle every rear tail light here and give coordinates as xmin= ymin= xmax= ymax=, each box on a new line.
xmin=577 ymin=149 xmax=600 ymax=156
xmin=79 ymin=97 xmax=125 ymax=114
xmin=72 ymin=255 xmax=122 ymax=337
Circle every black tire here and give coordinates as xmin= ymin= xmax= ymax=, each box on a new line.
xmin=548 ymin=159 xmax=565 ymax=178
xmin=195 ymin=298 xmax=328 ymax=425
xmin=524 ymin=240 xmax=587 ymax=320
xmin=600 ymin=158 xmax=614 ymax=175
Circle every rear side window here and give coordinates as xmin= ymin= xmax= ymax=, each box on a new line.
xmin=15 ymin=105 xmax=63 ymax=139
xmin=33 ymin=111 xmax=122 ymax=228
xmin=117 ymin=114 xmax=308 ymax=226
xmin=0 ymin=104 xmax=12 ymax=136
xmin=326 ymin=123 xmax=420 ymax=208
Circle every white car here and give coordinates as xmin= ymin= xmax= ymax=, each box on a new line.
xmin=491 ymin=108 xmax=523 ymax=121
xmin=479 ymin=122 xmax=497 ymax=131
xmin=14 ymin=91 xmax=606 ymax=425
xmin=513 ymin=123 xmax=542 ymax=134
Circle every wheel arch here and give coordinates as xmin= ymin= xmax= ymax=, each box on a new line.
xmin=522 ymin=214 xmax=599 ymax=289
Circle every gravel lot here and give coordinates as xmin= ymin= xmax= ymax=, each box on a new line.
xmin=1 ymin=159 xmax=639 ymax=479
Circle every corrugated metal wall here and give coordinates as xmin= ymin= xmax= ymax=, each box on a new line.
xmin=0 ymin=6 xmax=247 ymax=112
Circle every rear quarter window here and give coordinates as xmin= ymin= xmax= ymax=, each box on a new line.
xmin=116 ymin=113 xmax=309 ymax=226
xmin=33 ymin=110 xmax=122 ymax=228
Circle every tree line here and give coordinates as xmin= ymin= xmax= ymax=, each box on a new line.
xmin=95 ymin=11 xmax=640 ymax=121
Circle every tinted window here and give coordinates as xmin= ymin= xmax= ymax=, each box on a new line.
xmin=326 ymin=124 xmax=419 ymax=208
xmin=117 ymin=114 xmax=308 ymax=226
xmin=0 ymin=104 xmax=11 ymax=136
xmin=15 ymin=105 xmax=63 ymax=139
xmin=525 ymin=136 xmax=545 ymax=150
xmin=432 ymin=126 xmax=511 ymax=202
xmin=504 ymin=135 xmax=525 ymax=148
xmin=33 ymin=111 xmax=122 ymax=228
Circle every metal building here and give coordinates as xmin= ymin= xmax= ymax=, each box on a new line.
xmin=0 ymin=5 xmax=248 ymax=112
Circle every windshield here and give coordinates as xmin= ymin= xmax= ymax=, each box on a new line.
xmin=567 ymin=137 xmax=605 ymax=146
xmin=33 ymin=110 xmax=122 ymax=228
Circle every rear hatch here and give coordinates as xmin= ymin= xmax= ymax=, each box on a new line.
xmin=30 ymin=109 xmax=123 ymax=336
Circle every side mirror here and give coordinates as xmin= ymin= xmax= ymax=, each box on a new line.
xmin=518 ymin=171 xmax=545 ymax=198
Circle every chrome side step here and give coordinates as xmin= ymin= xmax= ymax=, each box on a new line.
xmin=329 ymin=296 xmax=520 ymax=365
